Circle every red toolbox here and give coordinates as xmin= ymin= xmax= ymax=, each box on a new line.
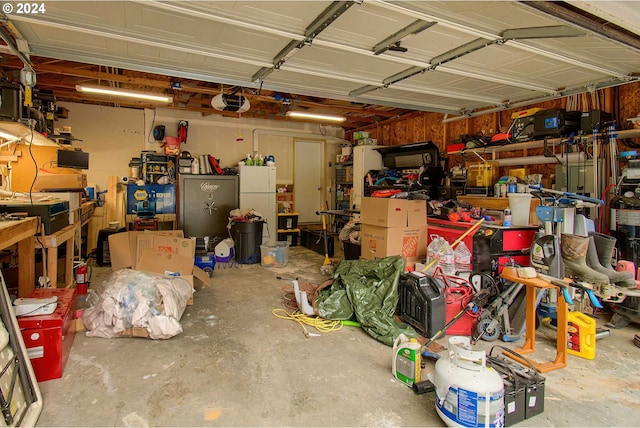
xmin=17 ymin=288 xmax=76 ymax=382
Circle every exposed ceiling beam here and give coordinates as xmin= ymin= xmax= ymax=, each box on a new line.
xmin=18 ymin=60 xmax=398 ymax=117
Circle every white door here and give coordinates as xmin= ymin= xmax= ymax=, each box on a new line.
xmin=294 ymin=140 xmax=324 ymax=224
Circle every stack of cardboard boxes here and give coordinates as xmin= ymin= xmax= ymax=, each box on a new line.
xmin=359 ymin=197 xmax=428 ymax=265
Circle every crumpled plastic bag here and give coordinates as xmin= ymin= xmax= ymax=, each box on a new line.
xmin=82 ymin=269 xmax=192 ymax=339
xmin=314 ymin=255 xmax=417 ymax=346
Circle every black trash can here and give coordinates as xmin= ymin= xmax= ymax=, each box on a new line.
xmin=230 ymin=221 xmax=264 ymax=264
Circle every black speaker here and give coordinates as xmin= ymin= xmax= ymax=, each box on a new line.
xmin=0 ymin=82 xmax=22 ymax=122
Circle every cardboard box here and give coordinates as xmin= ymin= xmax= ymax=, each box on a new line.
xmin=360 ymin=225 xmax=427 ymax=260
xmin=108 ymin=230 xmax=211 ymax=293
xmin=33 ymin=174 xmax=87 ymax=191
xmin=360 ymin=197 xmax=427 ymax=227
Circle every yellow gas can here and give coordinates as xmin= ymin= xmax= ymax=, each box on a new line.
xmin=567 ymin=311 xmax=596 ymax=360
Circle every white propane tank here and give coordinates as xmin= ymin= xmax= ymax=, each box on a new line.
xmin=431 ymin=336 xmax=504 ymax=428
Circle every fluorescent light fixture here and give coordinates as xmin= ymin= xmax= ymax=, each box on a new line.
xmin=75 ymin=85 xmax=173 ymax=103
xmin=286 ymin=111 xmax=346 ymax=122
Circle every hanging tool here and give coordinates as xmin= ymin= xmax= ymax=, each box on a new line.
xmin=317 ymin=209 xmax=333 ymax=275
xmin=178 ymin=120 xmax=188 ymax=144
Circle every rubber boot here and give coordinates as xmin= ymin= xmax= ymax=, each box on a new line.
xmin=590 ymin=232 xmax=636 ymax=288
xmin=561 ymin=233 xmax=609 ymax=285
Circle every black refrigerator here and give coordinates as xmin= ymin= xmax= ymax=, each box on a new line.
xmin=178 ymin=174 xmax=239 ymax=239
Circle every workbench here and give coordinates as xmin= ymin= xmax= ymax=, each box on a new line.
xmin=501 ymin=267 xmax=567 ymax=373
xmin=0 ymin=217 xmax=37 ymax=297
xmin=35 ymin=222 xmax=80 ymax=288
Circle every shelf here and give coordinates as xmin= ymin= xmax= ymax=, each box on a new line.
xmin=448 ymin=128 xmax=640 ymax=157
xmin=336 ymin=162 xmax=353 ymax=166
xmin=0 ymin=121 xmax=60 ymax=147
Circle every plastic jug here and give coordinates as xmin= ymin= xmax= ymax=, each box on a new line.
xmin=454 ymin=240 xmax=471 ymax=274
xmin=438 ymin=240 xmax=456 ymax=276
xmin=392 ymin=334 xmax=421 ymax=387
xmin=426 ymin=236 xmax=443 ymax=274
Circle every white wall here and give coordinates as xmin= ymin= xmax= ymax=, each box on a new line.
xmin=56 ymin=102 xmax=346 ymax=194
xmin=56 ymin=102 xmax=144 ymax=193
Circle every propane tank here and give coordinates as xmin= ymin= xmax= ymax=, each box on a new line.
xmin=392 ymin=334 xmax=421 ymax=387
xmin=431 ymin=336 xmax=504 ymax=428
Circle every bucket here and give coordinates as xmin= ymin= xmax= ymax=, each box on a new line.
xmin=432 ymin=336 xmax=504 ymax=427
xmin=508 ymin=193 xmax=532 ymax=226
xmin=230 ymin=221 xmax=264 ymax=264
xmin=392 ymin=334 xmax=421 ymax=387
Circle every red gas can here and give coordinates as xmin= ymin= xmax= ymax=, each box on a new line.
xmin=17 ymin=288 xmax=76 ymax=382
xmin=444 ymin=284 xmax=478 ymax=336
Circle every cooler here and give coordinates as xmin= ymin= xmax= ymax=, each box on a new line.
xmin=17 ymin=288 xmax=76 ymax=382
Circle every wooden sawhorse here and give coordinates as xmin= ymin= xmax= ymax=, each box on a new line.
xmin=501 ymin=266 xmax=568 ymax=373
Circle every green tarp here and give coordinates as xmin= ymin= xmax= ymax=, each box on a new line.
xmin=315 ymin=255 xmax=417 ymax=346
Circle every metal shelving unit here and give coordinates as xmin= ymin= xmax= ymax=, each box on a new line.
xmin=448 ymin=128 xmax=640 ymax=160
xmin=334 ymin=161 xmax=353 ymax=231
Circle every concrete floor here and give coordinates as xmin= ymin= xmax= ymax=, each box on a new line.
xmin=35 ymin=245 xmax=640 ymax=427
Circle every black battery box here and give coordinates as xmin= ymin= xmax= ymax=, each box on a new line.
xmin=533 ymin=108 xmax=581 ymax=138
xmin=397 ymin=271 xmax=446 ymax=337
xmin=580 ymin=109 xmax=612 ymax=134
xmin=487 ymin=346 xmax=545 ymax=425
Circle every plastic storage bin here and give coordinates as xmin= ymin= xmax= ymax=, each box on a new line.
xmin=260 ymin=241 xmax=290 ymax=267
xmin=277 ymin=229 xmax=299 ymax=246
xmin=277 ymin=213 xmax=299 ymax=230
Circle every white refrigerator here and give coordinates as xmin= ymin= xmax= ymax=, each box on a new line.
xmin=239 ymin=165 xmax=276 ymax=244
